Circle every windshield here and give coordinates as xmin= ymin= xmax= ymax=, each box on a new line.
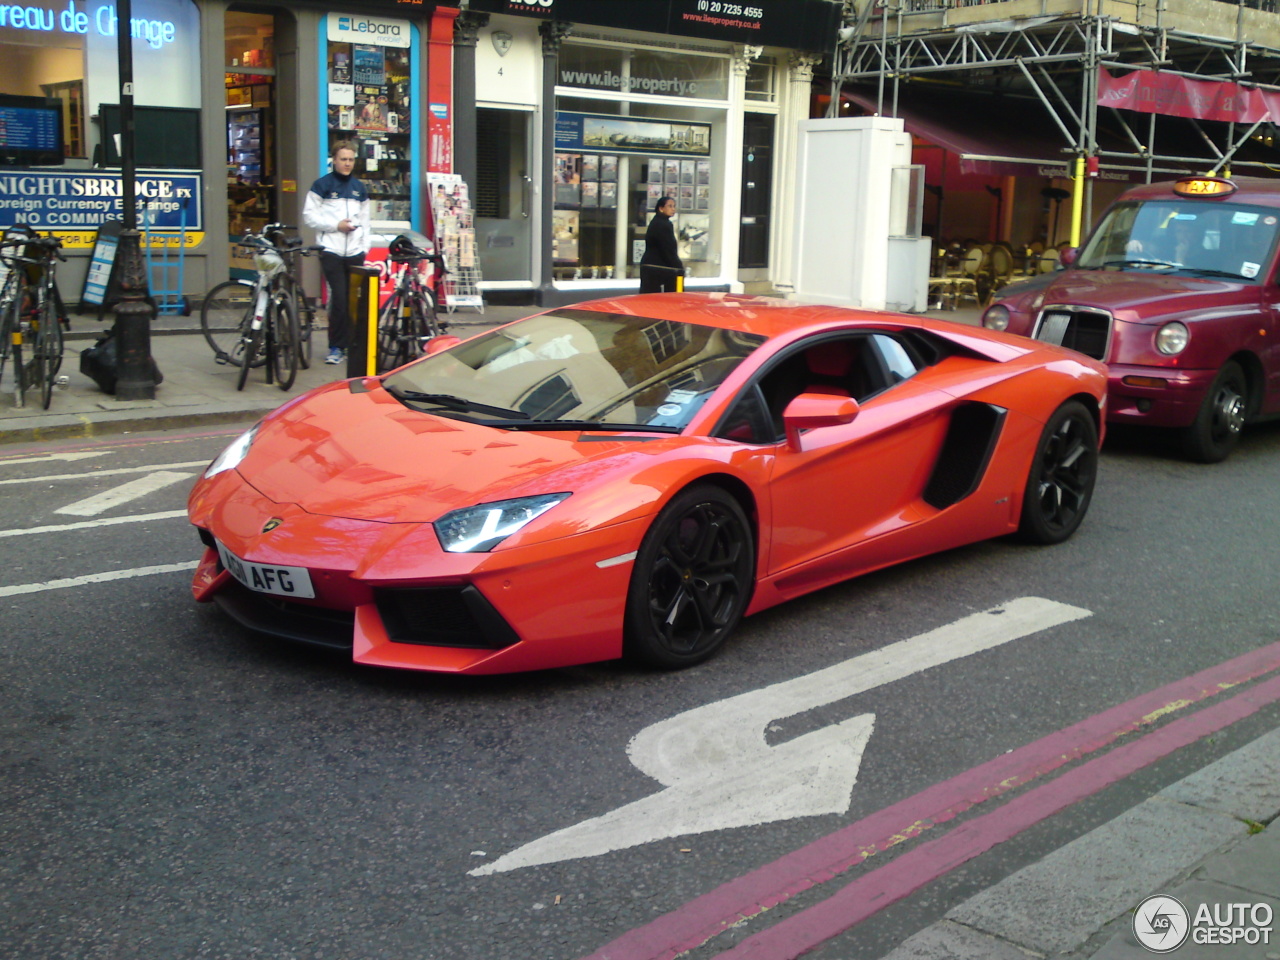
xmin=1077 ymin=199 xmax=1280 ymax=281
xmin=383 ymin=309 xmax=767 ymax=431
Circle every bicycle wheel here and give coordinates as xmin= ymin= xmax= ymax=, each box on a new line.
xmin=236 ymin=325 xmax=263 ymax=391
xmin=295 ymin=291 xmax=315 ymax=370
xmin=202 ymin=280 xmax=264 ymax=367
xmin=422 ymin=284 xmax=445 ymax=338
xmin=376 ymin=289 xmax=408 ymax=372
xmin=9 ymin=334 xmax=24 ymax=408
xmin=400 ymin=292 xmax=433 ymax=363
xmin=36 ymin=295 xmax=63 ymax=409
xmin=270 ymin=293 xmax=300 ymax=391
xmin=0 ymin=275 xmax=18 ymax=390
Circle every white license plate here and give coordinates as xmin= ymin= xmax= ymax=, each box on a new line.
xmin=216 ymin=541 xmax=315 ymax=599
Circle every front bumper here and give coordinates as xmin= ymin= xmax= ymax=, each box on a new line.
xmin=1105 ymin=364 xmax=1216 ymax=429
xmin=189 ymin=475 xmax=648 ymax=674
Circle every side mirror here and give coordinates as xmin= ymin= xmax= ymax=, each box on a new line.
xmin=782 ymin=392 xmax=859 ymax=450
xmin=1059 ymin=247 xmax=1079 ymax=266
xmin=425 ymin=335 xmax=462 ymax=356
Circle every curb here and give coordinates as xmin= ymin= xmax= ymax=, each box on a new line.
xmin=0 ymin=403 xmax=272 ymax=445
xmin=879 ymin=726 xmax=1280 ymax=960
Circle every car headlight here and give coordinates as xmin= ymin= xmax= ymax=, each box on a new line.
xmin=983 ymin=304 xmax=1011 ymax=331
xmin=1155 ymin=321 xmax=1190 ymax=355
xmin=204 ymin=424 xmax=260 ymax=478
xmin=434 ymin=493 xmax=571 ymax=553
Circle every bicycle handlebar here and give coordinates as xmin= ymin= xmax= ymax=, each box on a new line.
xmin=0 ymin=234 xmax=65 ymax=261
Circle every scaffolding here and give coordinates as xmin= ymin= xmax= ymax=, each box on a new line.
xmin=829 ymin=0 xmax=1280 ymax=238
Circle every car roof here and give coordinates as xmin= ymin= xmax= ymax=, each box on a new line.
xmin=545 ymin=292 xmax=918 ymax=341
xmin=1117 ymin=176 xmax=1280 ymax=207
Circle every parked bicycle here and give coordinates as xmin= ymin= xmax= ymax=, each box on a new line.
xmin=199 ymin=230 xmax=307 ymax=391
xmin=266 ymin=224 xmax=323 ymax=369
xmin=377 ymin=234 xmax=447 ymax=372
xmin=201 ymin=225 xmax=322 ymax=378
xmin=0 ymin=227 xmax=70 ymax=409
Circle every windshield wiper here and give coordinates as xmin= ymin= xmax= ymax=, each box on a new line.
xmin=1180 ymin=267 xmax=1248 ymax=280
xmin=1100 ymin=258 xmax=1178 ymax=269
xmin=489 ymin=419 xmax=680 ymax=433
xmin=384 ymin=386 xmax=529 ymax=419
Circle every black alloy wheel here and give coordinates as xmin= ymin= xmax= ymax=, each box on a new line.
xmin=1018 ymin=400 xmax=1098 ymax=545
xmin=624 ymin=485 xmax=755 ymax=669
xmin=1181 ymin=360 xmax=1247 ymax=463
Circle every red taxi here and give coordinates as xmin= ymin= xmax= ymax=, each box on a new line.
xmin=983 ymin=176 xmax=1280 ymax=461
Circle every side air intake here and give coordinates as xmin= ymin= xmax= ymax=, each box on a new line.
xmin=923 ymin=402 xmax=1006 ymax=509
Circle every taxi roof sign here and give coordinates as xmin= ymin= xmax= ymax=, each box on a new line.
xmin=1172 ymin=177 xmax=1238 ymax=198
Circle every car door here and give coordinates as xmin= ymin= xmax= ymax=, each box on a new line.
xmin=723 ymin=332 xmax=957 ymax=578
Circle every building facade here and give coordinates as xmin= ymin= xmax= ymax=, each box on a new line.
xmin=0 ymin=0 xmax=837 ymax=309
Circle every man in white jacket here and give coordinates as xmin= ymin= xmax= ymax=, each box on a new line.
xmin=303 ymin=140 xmax=371 ymax=364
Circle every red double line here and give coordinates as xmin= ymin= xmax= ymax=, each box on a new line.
xmin=582 ymin=641 xmax=1280 ymax=960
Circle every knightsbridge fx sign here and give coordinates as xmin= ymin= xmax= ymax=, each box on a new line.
xmin=328 ymin=12 xmax=411 ymax=48
xmin=0 ymin=170 xmax=202 ymax=246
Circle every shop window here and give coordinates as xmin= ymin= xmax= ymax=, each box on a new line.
xmin=41 ymin=80 xmax=85 ymax=158
xmin=323 ymin=15 xmax=416 ymax=227
xmin=745 ymin=58 xmax=776 ymax=103
xmin=554 ymin=95 xmax=723 ymax=283
xmin=0 ymin=0 xmax=199 ymax=169
xmin=225 ymin=10 xmax=276 ymax=240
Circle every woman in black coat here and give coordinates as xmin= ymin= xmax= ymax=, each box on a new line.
xmin=639 ymin=197 xmax=684 ymax=293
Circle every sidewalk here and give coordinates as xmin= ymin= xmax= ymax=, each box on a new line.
xmin=883 ymin=727 xmax=1280 ymax=960
xmin=0 ymin=304 xmax=531 ymax=445
xmin=0 ymin=301 xmax=984 ymax=446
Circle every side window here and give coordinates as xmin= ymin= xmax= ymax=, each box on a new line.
xmin=715 ymin=385 xmax=773 ymax=443
xmin=715 ymin=331 xmax=941 ymax=444
xmin=869 ymin=334 xmax=923 ymax=384
xmin=756 ymin=336 xmax=886 ymax=439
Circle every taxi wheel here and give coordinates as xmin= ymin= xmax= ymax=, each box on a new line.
xmin=624 ymin=485 xmax=755 ymax=669
xmin=1018 ymin=400 xmax=1098 ymax=545
xmin=1181 ymin=361 xmax=1247 ymax=463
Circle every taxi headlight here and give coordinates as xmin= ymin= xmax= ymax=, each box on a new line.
xmin=983 ymin=304 xmax=1011 ymax=331
xmin=434 ymin=493 xmax=571 ymax=553
xmin=204 ymin=424 xmax=260 ymax=478
xmin=1156 ymin=321 xmax=1190 ymax=355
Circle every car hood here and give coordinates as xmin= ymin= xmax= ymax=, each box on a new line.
xmin=237 ymin=381 xmax=676 ymax=523
xmin=1037 ymin=269 xmax=1249 ymax=324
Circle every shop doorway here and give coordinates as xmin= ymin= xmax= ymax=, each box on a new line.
xmin=739 ymin=113 xmax=774 ymax=269
xmin=475 ymin=107 xmax=534 ymax=284
xmin=225 ymin=10 xmax=278 ymax=274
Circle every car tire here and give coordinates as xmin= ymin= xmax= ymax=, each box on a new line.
xmin=1180 ymin=360 xmax=1247 ymax=463
xmin=1017 ymin=400 xmax=1098 ymax=545
xmin=624 ymin=485 xmax=755 ymax=669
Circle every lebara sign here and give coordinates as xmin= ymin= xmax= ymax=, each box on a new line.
xmin=327 ymin=12 xmax=411 ymax=48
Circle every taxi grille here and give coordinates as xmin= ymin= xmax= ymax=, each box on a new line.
xmin=1032 ymin=308 xmax=1111 ymax=361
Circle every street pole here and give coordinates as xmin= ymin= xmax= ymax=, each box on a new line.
xmin=112 ymin=0 xmax=157 ymax=400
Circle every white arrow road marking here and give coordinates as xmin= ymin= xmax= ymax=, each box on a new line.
xmin=0 ymin=461 xmax=208 ymax=485
xmin=470 ymin=597 xmax=1092 ymax=876
xmin=0 ymin=510 xmax=189 ymax=538
xmin=54 ymin=471 xmax=196 ymax=517
xmin=0 ymin=562 xmax=199 ymax=598
xmin=0 ymin=451 xmax=111 ymax=465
